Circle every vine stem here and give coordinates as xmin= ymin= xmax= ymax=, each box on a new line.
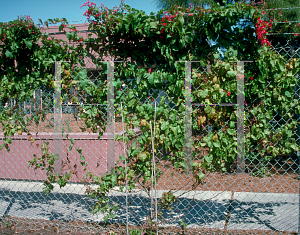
xmin=121 ymin=102 xmax=129 ymax=235
xmin=150 ymin=101 xmax=158 ymax=234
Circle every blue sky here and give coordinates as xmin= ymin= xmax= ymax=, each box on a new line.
xmin=0 ymin=0 xmax=160 ymax=24
xmin=0 ymin=0 xmax=252 ymax=25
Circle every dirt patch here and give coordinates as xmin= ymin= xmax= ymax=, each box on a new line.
xmin=134 ymin=161 xmax=299 ymax=194
xmin=0 ymin=217 xmax=297 ymax=234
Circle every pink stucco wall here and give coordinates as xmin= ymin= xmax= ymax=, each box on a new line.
xmin=38 ymin=23 xmax=134 ymax=68
xmin=0 ymin=129 xmax=139 ymax=182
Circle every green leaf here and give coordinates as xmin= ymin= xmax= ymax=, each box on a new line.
xmin=5 ymin=50 xmax=13 ymax=58
xmin=103 ymin=215 xmax=109 ymax=223
xmin=198 ymin=89 xmax=208 ymax=98
xmin=24 ymin=39 xmax=32 ymax=50
xmin=196 ymin=172 xmax=205 ymax=181
xmin=78 ymin=69 xmax=87 ymax=80
xmin=137 ymin=152 xmax=148 ymax=162
xmin=58 ymin=24 xmax=63 ymax=32
xmin=144 ymin=176 xmax=150 ymax=183
xmin=76 ymin=147 xmax=83 ymax=154
xmin=204 ymin=105 xmax=212 ymax=114
xmin=204 ymin=154 xmax=213 ymax=163
xmin=291 ymin=144 xmax=298 ymax=151
xmin=227 ymin=128 xmax=236 ymax=136
xmin=278 ymin=63 xmax=285 ymax=72
xmin=185 ymin=35 xmax=193 ymax=43
xmin=230 ymin=112 xmax=236 ymax=121
xmin=229 ymin=121 xmax=236 ymax=129
xmin=150 ymin=22 xmax=158 ymax=29
xmin=148 ymin=73 xmax=154 ymax=85
xmin=127 ymin=169 xmax=135 ymax=179
xmin=285 ymin=91 xmax=291 ymax=98
xmin=226 ymin=71 xmax=236 ymax=78
xmin=213 ymin=140 xmax=220 ymax=148
xmin=161 ymin=121 xmax=168 ymax=130
xmin=137 ymin=74 xmax=142 ymax=84
xmin=79 ymin=155 xmax=85 ymax=161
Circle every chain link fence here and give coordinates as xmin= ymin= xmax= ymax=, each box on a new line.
xmin=0 ymin=37 xmax=299 ymax=234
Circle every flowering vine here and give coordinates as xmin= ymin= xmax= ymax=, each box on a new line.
xmin=255 ymin=15 xmax=272 ymax=46
xmin=1 ymin=2 xmax=299 ymax=233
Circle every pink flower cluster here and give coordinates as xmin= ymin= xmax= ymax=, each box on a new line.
xmin=112 ymin=7 xmax=119 ymax=14
xmin=187 ymin=3 xmax=194 ymax=13
xmin=80 ymin=0 xmax=96 ymax=9
xmin=160 ymin=12 xmax=181 ymax=38
xmin=223 ymin=90 xmax=230 ymax=96
xmin=80 ymin=0 xmax=97 ymax=20
xmin=255 ymin=17 xmax=272 ymax=46
xmin=162 ymin=14 xmax=177 ymax=23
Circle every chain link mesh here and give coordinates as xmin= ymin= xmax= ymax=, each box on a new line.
xmin=0 ymin=38 xmax=299 ymax=234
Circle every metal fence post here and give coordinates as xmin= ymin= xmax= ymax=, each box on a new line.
xmin=236 ymin=61 xmax=245 ymax=173
xmin=236 ymin=60 xmax=252 ymax=173
xmin=53 ymin=61 xmax=63 ymax=175
xmin=107 ymin=61 xmax=115 ymax=174
xmin=184 ymin=61 xmax=192 ymax=174
xmin=44 ymin=60 xmax=70 ymax=175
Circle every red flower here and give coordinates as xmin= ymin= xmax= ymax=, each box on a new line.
xmin=163 ymin=23 xmax=167 ymax=26
xmin=171 ymin=33 xmax=173 ymax=37
xmin=250 ymin=77 xmax=254 ymax=80
xmin=227 ymin=91 xmax=230 ymax=96
xmin=148 ymin=68 xmax=152 ymax=74
xmin=29 ymin=26 xmax=32 ymax=29
xmin=79 ymin=39 xmax=83 ymax=42
xmin=255 ymin=17 xmax=271 ymax=46
xmin=62 ymin=23 xmax=65 ymax=27
xmin=160 ymin=28 xmax=165 ymax=34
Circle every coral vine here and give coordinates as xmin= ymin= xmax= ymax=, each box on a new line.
xmin=255 ymin=16 xmax=272 ymax=46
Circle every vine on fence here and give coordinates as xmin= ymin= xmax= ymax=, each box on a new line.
xmin=0 ymin=0 xmax=300 ymax=232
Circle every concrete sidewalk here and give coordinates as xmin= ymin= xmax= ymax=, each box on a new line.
xmin=0 ymin=180 xmax=298 ymax=233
